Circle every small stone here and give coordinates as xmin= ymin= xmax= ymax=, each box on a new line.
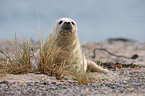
xmin=27 ymin=82 xmax=33 ymax=86
xmin=127 ymin=88 xmax=134 ymax=93
xmin=22 ymin=92 xmax=29 ymax=95
xmin=15 ymin=87 xmax=21 ymax=91
xmin=49 ymin=86 xmax=56 ymax=90
xmin=43 ymin=81 xmax=49 ymax=85
xmin=8 ymin=91 xmax=15 ymax=95
xmin=89 ymin=88 xmax=93 ymax=91
xmin=3 ymin=80 xmax=9 ymax=85
xmin=2 ymin=87 xmax=8 ymax=91
xmin=63 ymin=86 xmax=68 ymax=89
xmin=42 ymin=78 xmax=44 ymax=81
xmin=66 ymin=89 xmax=72 ymax=93
xmin=34 ymin=82 xmax=39 ymax=84
xmin=20 ymin=84 xmax=24 ymax=87
xmin=45 ymin=88 xmax=49 ymax=91
xmin=60 ymin=80 xmax=64 ymax=82
xmin=129 ymin=79 xmax=134 ymax=82
xmin=51 ymin=81 xmax=56 ymax=84
xmin=115 ymin=83 xmax=120 ymax=87
xmin=57 ymin=83 xmax=63 ymax=85
xmin=100 ymin=83 xmax=106 ymax=86
xmin=32 ymin=91 xmax=37 ymax=95
xmin=111 ymin=85 xmax=116 ymax=89
xmin=64 ymin=78 xmax=69 ymax=80
xmin=120 ymin=89 xmax=124 ymax=93
xmin=120 ymin=81 xmax=127 ymax=84
xmin=16 ymin=91 xmax=22 ymax=95
xmin=106 ymin=83 xmax=114 ymax=87
xmin=138 ymin=59 xmax=144 ymax=61
xmin=94 ymin=84 xmax=101 ymax=87
xmin=134 ymin=83 xmax=144 ymax=86
xmin=80 ymin=93 xmax=87 ymax=96
xmin=67 ymin=80 xmax=74 ymax=83
xmin=0 ymin=90 xmax=2 ymax=94
xmin=34 ymin=82 xmax=39 ymax=86
xmin=41 ymin=91 xmax=47 ymax=95
xmin=27 ymin=86 xmax=33 ymax=89
xmin=113 ymin=90 xmax=119 ymax=93
xmin=141 ymin=90 xmax=145 ymax=93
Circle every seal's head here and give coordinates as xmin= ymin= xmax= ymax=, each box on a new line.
xmin=55 ymin=18 xmax=77 ymax=36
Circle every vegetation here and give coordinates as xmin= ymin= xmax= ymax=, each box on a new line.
xmin=0 ymin=33 xmax=94 ymax=85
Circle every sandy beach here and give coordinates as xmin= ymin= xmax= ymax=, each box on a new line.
xmin=0 ymin=39 xmax=145 ymax=96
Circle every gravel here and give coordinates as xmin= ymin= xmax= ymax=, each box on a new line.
xmin=0 ymin=40 xmax=145 ymax=96
xmin=0 ymin=68 xmax=145 ymax=96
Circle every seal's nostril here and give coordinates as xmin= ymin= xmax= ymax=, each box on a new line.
xmin=64 ymin=22 xmax=71 ymax=25
xmin=62 ymin=22 xmax=72 ymax=30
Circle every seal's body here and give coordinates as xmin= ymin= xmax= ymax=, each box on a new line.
xmin=51 ymin=18 xmax=108 ymax=73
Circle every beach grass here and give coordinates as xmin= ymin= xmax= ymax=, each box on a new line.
xmin=0 ymin=33 xmax=95 ymax=85
xmin=0 ymin=37 xmax=34 ymax=74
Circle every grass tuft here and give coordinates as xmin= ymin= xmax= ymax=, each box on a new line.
xmin=67 ymin=65 xmax=90 ymax=85
xmin=7 ymin=39 xmax=33 ymax=74
xmin=36 ymin=32 xmax=68 ymax=79
xmin=0 ymin=34 xmax=36 ymax=74
xmin=0 ymin=32 xmax=104 ymax=85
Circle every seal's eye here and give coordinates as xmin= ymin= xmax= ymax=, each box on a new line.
xmin=71 ymin=22 xmax=75 ymax=26
xmin=59 ymin=21 xmax=63 ymax=25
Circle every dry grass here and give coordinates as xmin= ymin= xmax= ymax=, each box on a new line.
xmin=37 ymin=32 xmax=68 ymax=79
xmin=0 ymin=37 xmax=34 ymax=74
xmin=0 ymin=33 xmax=98 ymax=85
xmin=66 ymin=65 xmax=91 ymax=85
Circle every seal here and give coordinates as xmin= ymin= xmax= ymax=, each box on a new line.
xmin=49 ymin=17 xmax=109 ymax=73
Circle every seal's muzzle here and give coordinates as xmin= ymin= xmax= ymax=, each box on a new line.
xmin=62 ymin=22 xmax=72 ymax=30
xmin=60 ymin=22 xmax=73 ymax=36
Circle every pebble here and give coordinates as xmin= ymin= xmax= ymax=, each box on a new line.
xmin=120 ymin=81 xmax=127 ymax=84
xmin=51 ymin=81 xmax=57 ymax=84
xmin=66 ymin=89 xmax=73 ymax=93
xmin=22 ymin=91 xmax=29 ymax=95
xmin=110 ymin=85 xmax=116 ymax=89
xmin=2 ymin=80 xmax=9 ymax=85
xmin=49 ymin=86 xmax=56 ymax=90
xmin=0 ymin=41 xmax=145 ymax=96
xmin=8 ymin=91 xmax=15 ymax=95
xmin=63 ymin=86 xmax=68 ymax=89
xmin=80 ymin=93 xmax=87 ymax=96
xmin=43 ymin=81 xmax=49 ymax=85
xmin=0 ymin=70 xmax=144 ymax=96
